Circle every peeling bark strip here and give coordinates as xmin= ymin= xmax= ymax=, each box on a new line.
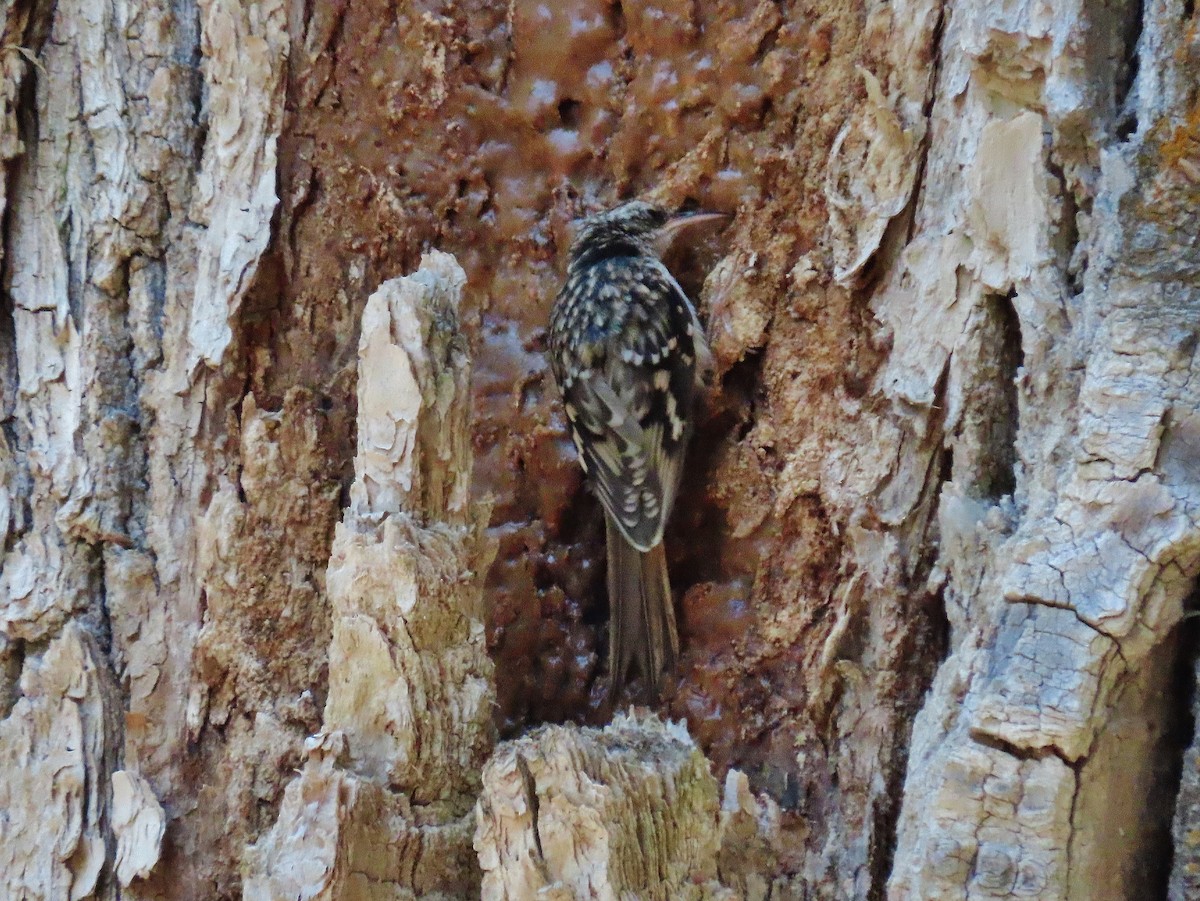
xmin=245 ymin=252 xmax=496 ymax=899
xmin=110 ymin=770 xmax=166 ymax=887
xmin=349 ymin=252 xmax=474 ymax=525
xmin=826 ymin=67 xmax=921 ymax=286
xmin=187 ymin=0 xmax=288 ymax=368
xmin=0 ymin=625 xmax=118 ymax=900
xmin=475 ymin=713 xmax=730 ymax=900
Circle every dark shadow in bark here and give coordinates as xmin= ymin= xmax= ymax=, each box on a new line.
xmin=1162 ymin=586 xmax=1200 ymax=898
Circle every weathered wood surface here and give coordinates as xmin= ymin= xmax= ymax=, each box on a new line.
xmin=244 ymin=253 xmax=495 ymax=899
xmin=476 ymin=713 xmax=728 ymax=900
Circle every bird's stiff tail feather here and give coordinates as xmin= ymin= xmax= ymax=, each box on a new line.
xmin=606 ymin=513 xmax=680 ymax=695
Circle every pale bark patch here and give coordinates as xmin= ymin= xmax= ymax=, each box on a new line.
xmin=475 ymin=713 xmax=730 ymax=900
xmin=111 ymin=770 xmax=166 ymax=887
xmin=245 ymin=253 xmax=495 ymax=898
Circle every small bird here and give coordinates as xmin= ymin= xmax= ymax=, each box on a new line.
xmin=548 ymin=200 xmax=721 ymax=695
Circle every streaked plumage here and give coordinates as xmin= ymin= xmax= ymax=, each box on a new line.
xmin=548 ymin=200 xmax=711 ymax=693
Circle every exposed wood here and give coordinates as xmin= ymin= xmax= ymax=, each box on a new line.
xmin=245 ymin=253 xmax=495 ymax=899
xmin=475 ymin=713 xmax=729 ymax=900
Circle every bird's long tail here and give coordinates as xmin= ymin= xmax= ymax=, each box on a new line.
xmin=606 ymin=513 xmax=680 ymax=695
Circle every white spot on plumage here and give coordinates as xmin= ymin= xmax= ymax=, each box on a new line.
xmin=628 ymin=454 xmax=647 ymax=483
xmin=643 ymin=490 xmax=659 ymax=517
xmin=653 ymin=369 xmax=670 ymax=390
xmin=666 ymin=392 xmax=684 ymax=440
xmin=570 ymin=430 xmax=588 ymax=470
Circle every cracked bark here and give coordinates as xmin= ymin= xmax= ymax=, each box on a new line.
xmin=889 ymin=1 xmax=1200 ymax=898
xmin=1 ymin=0 xmax=1198 ymax=898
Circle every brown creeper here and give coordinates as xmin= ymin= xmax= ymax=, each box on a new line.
xmin=548 ymin=200 xmax=720 ymax=694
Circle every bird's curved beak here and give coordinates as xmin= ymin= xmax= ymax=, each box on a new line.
xmin=663 ymin=210 xmax=730 ymax=237
xmin=655 ymin=211 xmax=731 ymax=256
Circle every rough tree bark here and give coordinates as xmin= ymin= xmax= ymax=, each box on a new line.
xmin=0 ymin=0 xmax=1197 ymax=899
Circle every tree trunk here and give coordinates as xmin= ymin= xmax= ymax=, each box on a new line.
xmin=1 ymin=0 xmax=1197 ymax=898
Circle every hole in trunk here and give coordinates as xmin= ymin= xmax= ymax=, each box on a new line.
xmin=954 ymin=291 xmax=1022 ymax=501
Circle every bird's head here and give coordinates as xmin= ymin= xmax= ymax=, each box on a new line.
xmin=568 ymin=201 xmax=669 ymax=263
xmin=568 ymin=201 xmax=727 ymax=269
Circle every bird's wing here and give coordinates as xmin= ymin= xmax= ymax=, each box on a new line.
xmin=560 ymin=258 xmax=700 ymax=551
